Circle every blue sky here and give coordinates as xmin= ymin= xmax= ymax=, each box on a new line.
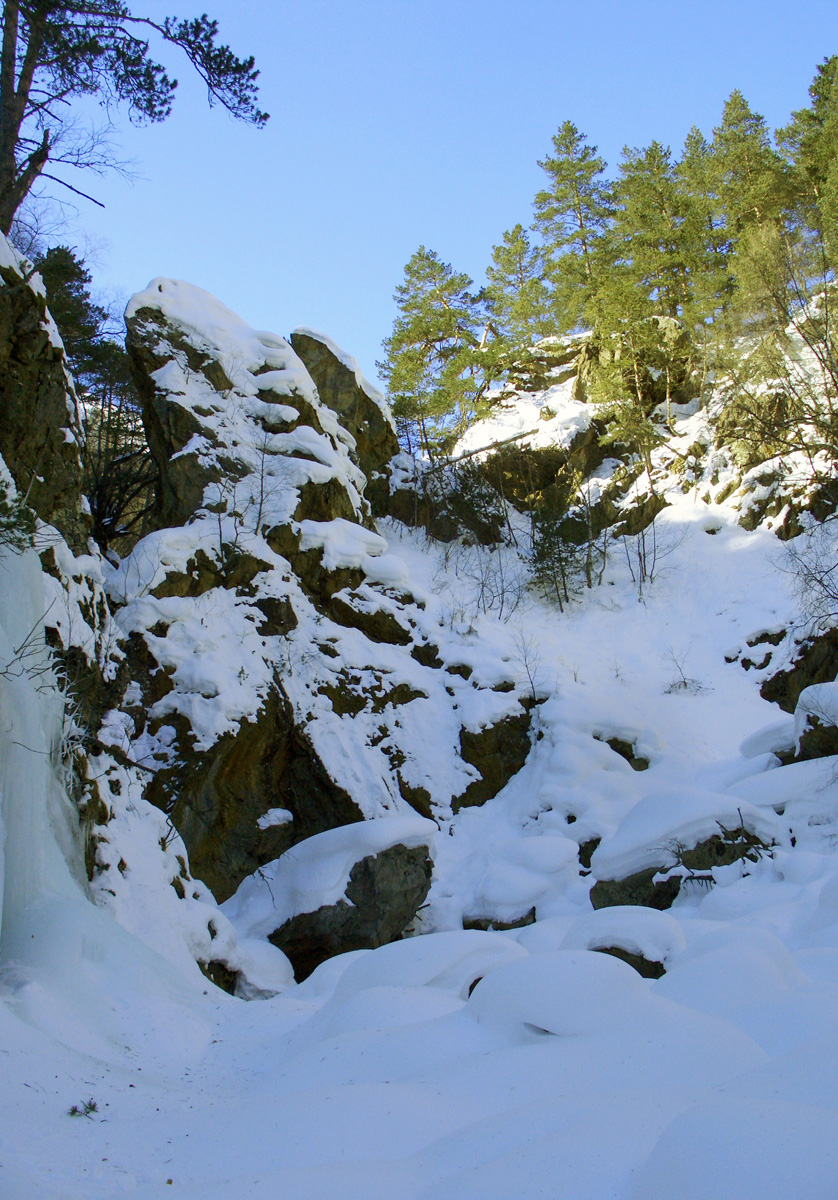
xmin=57 ymin=0 xmax=838 ymax=384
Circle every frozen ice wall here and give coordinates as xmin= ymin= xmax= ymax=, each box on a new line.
xmin=0 ymin=546 xmax=86 ymax=947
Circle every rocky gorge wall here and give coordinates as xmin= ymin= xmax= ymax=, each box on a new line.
xmin=0 ymin=245 xmax=540 ymax=987
xmin=7 ymin=238 xmax=831 ymax=993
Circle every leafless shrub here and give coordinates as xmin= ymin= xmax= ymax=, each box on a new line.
xmin=622 ymin=515 xmax=687 ymax=600
xmin=663 ymin=646 xmax=711 ymax=695
xmin=782 ymin=514 xmax=838 ymax=631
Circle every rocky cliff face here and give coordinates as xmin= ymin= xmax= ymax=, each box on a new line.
xmin=104 ymin=279 xmax=535 ymax=908
xmin=289 ymin=326 xmax=400 ymax=506
xmin=0 ymin=241 xmax=87 ymax=550
xmin=0 ymin=247 xmax=540 ymax=991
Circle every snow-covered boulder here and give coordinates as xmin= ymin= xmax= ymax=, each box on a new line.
xmin=561 ymin=905 xmax=687 ymax=977
xmin=222 ymin=817 xmax=436 ymax=979
xmin=739 ymin=717 xmax=797 ymax=759
xmin=589 ymin=789 xmax=776 ymax=910
xmin=794 ymin=681 xmax=838 ymax=760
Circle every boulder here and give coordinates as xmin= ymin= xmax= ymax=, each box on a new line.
xmin=793 ymin=682 xmax=838 ymax=761
xmin=589 ymin=868 xmax=683 ymax=912
xmin=590 ymin=824 xmax=771 ymax=912
xmin=269 ymin=842 xmax=433 ymax=980
xmin=222 ymin=817 xmax=437 ymax=980
xmin=593 ymin=945 xmax=666 ymax=978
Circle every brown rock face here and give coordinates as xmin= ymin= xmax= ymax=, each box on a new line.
xmin=125 ymin=306 xmax=224 ymax=530
xmin=142 ymin=687 xmax=365 ymax=903
xmin=480 ymin=427 xmax=607 ymax=516
xmin=795 ymin=715 xmax=838 ymax=762
xmin=0 ymin=260 xmax=87 ymax=549
xmin=114 ymin=296 xmax=391 ymax=899
xmin=454 ymin=709 xmax=533 ymax=811
xmin=589 ymin=869 xmax=683 ymax=912
xmin=268 ymin=842 xmax=433 ymax=980
xmin=290 ymin=329 xmax=399 ymax=490
xmin=761 ymin=630 xmax=838 ymax=714
xmin=596 ymin=946 xmax=666 ymax=979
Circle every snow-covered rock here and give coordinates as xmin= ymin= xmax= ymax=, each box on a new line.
xmin=90 ymin=278 xmax=535 ymax=910
xmin=223 ymin=816 xmax=436 ymax=978
xmin=794 ymin=681 xmax=838 ymax=759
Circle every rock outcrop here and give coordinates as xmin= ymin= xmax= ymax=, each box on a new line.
xmin=269 ymin=842 xmax=433 ymax=980
xmin=101 ymin=278 xmax=537 ymax=910
xmin=590 ymin=823 xmax=771 ymax=911
xmin=0 ymin=256 xmax=537 ymax=978
xmin=454 ymin=709 xmax=534 ymax=811
xmin=221 ymin=817 xmax=436 ymax=981
xmin=761 ymin=629 xmax=838 ymax=714
xmin=0 ymin=242 xmax=87 ymax=549
xmin=290 ymin=327 xmax=399 ymax=503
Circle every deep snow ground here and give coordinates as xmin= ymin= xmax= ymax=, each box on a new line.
xmin=5 ymin=464 xmax=838 ymax=1199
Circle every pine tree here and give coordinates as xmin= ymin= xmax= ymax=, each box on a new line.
xmin=610 ymin=141 xmax=712 ymax=422
xmin=485 ymin=224 xmax=553 ymax=345
xmin=378 ymin=247 xmax=490 ymax=456
xmin=613 ymin=141 xmax=687 ymax=320
xmin=675 ymin=127 xmax=734 ymax=392
xmin=35 ymin=247 xmax=111 ymax=383
xmin=710 ymin=90 xmax=786 ymax=240
xmin=586 ymin=260 xmax=663 ymax=489
xmin=778 ymin=56 xmax=838 ymax=259
xmin=0 ymin=3 xmax=268 ymax=234
xmin=532 ymin=121 xmax=613 ymax=333
xmin=723 ymin=60 xmax=838 ymax=465
xmin=530 ymin=510 xmax=577 ymax=610
xmin=579 ymin=144 xmax=681 ymax=453
xmin=706 ymin=91 xmax=790 ymax=332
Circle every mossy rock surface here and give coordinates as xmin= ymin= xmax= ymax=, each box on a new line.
xmin=397 ymin=774 xmax=434 ymax=819
xmin=454 ymin=708 xmax=533 ymax=811
xmin=596 ymin=945 xmax=665 ymax=979
xmin=463 ymin=907 xmax=536 ymax=933
xmin=590 ymin=826 xmax=769 ymax=912
xmin=0 ymin=264 xmax=87 ymax=549
xmin=329 ymin=593 xmax=413 ymax=645
xmin=290 ymin=330 xmax=399 ymax=489
xmin=590 ymin=868 xmax=682 ymax=911
xmin=144 ymin=687 xmax=364 ymax=902
xmin=761 ymin=629 xmax=838 ymax=714
xmin=126 ymin=307 xmax=225 ymax=529
xmin=795 ymin=716 xmax=838 ymax=762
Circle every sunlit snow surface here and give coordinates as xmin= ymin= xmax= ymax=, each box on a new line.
xmin=7 ymin=386 xmax=838 ymax=1195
